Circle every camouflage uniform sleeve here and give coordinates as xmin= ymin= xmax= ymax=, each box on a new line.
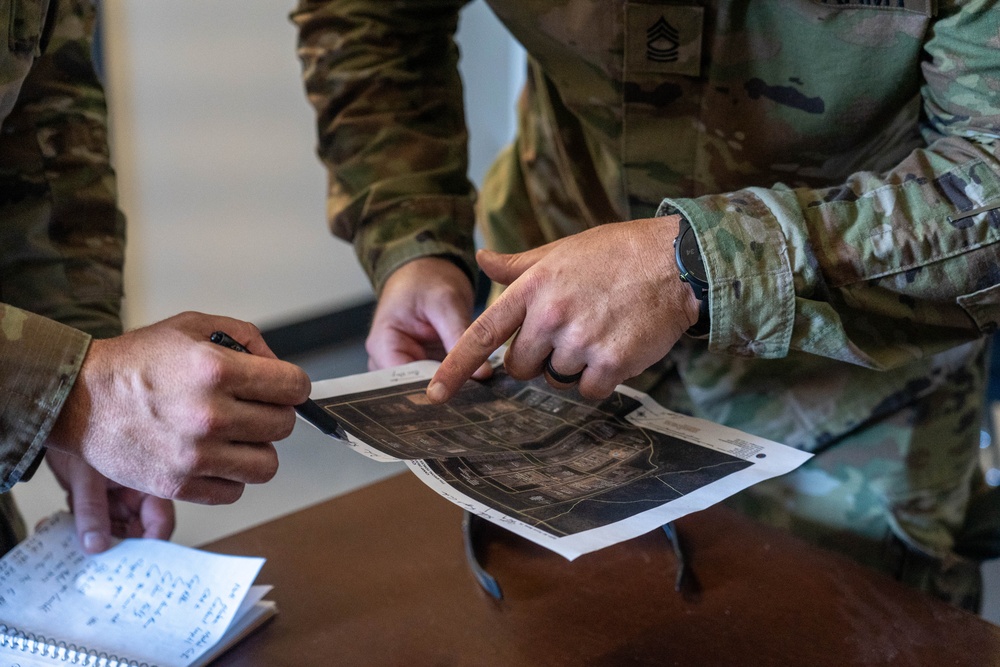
xmin=290 ymin=0 xmax=479 ymax=294
xmin=0 ymin=0 xmax=123 ymax=489
xmin=0 ymin=306 xmax=89 ymax=492
xmin=0 ymin=0 xmax=125 ymax=338
xmin=660 ymin=0 xmax=1000 ymax=370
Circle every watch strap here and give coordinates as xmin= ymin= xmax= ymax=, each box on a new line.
xmin=688 ymin=294 xmax=711 ymax=337
xmin=672 ymin=212 xmax=711 ymax=337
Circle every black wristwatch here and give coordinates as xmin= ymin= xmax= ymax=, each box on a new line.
xmin=673 ymin=215 xmax=711 ymax=337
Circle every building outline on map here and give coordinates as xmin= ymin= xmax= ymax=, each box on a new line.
xmin=314 ymin=370 xmax=757 ymax=538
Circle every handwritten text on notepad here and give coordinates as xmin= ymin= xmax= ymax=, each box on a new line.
xmin=0 ymin=513 xmax=264 ymax=667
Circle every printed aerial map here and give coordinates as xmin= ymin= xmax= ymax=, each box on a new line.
xmin=314 ymin=371 xmax=752 ymax=538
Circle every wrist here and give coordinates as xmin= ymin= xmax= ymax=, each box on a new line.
xmin=44 ymin=379 xmax=86 ymax=456
xmin=44 ymin=339 xmax=102 ymax=458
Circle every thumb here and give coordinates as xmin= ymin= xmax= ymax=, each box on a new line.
xmin=476 ymin=246 xmax=549 ymax=285
xmin=427 ymin=301 xmax=473 ymax=354
xmin=69 ymin=467 xmax=113 ymax=554
xmin=426 ymin=302 xmax=494 ymax=381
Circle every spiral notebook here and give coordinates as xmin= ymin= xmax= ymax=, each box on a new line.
xmin=0 ymin=513 xmax=276 ymax=667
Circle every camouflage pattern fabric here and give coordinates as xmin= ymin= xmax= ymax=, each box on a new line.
xmin=292 ymin=0 xmax=479 ymax=293
xmin=0 ymin=0 xmax=124 ymax=554
xmin=295 ymin=0 xmax=1000 ymax=608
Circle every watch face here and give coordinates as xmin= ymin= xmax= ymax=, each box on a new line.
xmin=678 ymin=226 xmax=708 ymax=284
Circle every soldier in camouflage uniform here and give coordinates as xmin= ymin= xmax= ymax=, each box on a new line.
xmin=0 ymin=0 xmax=311 ymax=557
xmin=294 ymin=0 xmax=1000 ymax=610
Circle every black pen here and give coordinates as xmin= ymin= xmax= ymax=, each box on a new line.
xmin=209 ymin=331 xmax=350 ymax=442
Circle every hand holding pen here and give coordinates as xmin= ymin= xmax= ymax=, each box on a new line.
xmin=210 ymin=331 xmax=351 ymax=442
xmin=44 ymin=312 xmax=313 ymax=506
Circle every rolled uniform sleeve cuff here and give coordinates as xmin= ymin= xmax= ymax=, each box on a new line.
xmin=352 ymin=196 xmax=478 ymax=296
xmin=0 ymin=305 xmax=90 ymax=492
xmin=658 ymin=188 xmax=796 ymax=359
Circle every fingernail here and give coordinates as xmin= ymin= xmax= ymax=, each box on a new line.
xmin=83 ymin=531 xmax=109 ymax=553
xmin=426 ymin=381 xmax=446 ymax=403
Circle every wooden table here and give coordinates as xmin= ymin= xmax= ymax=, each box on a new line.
xmin=204 ymin=472 xmax=1000 ymax=666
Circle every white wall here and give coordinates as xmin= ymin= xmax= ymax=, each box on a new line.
xmin=101 ymin=0 xmax=524 ymax=332
xmin=458 ymin=1 xmax=526 ymax=189
xmin=11 ymin=0 xmax=526 ymax=554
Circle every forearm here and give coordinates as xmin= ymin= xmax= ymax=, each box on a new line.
xmin=291 ymin=0 xmax=478 ymax=292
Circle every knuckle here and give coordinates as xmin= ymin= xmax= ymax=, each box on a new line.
xmin=164 ymin=476 xmax=192 ymax=502
xmin=502 ymin=345 xmax=535 ymax=380
xmin=174 ymin=443 xmax=207 ymax=474
xmin=224 ymin=484 xmax=246 ymax=504
xmin=467 ymin=315 xmax=502 ymax=351
xmin=577 ymin=356 xmax=624 ymax=400
xmin=539 ymin=299 xmax=571 ymax=332
xmin=242 ymin=448 xmax=279 ymax=485
xmin=598 ymin=347 xmax=626 ymax=371
xmin=295 ymin=372 xmax=313 ymax=402
xmin=256 ymin=449 xmax=280 ymax=483
xmin=505 ymin=362 xmax=535 ymax=381
xmin=561 ymin=320 xmax=593 ymax=350
xmin=189 ymin=351 xmax=229 ymax=387
xmin=187 ymin=405 xmax=230 ymax=437
xmin=588 ymin=349 xmax=625 ymax=381
xmin=275 ymin=409 xmax=298 ymax=440
xmin=519 ymin=266 xmax=549 ymax=296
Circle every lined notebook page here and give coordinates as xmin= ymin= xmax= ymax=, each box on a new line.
xmin=0 ymin=513 xmax=265 ymax=667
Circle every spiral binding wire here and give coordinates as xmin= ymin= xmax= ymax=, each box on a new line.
xmin=0 ymin=624 xmax=153 ymax=666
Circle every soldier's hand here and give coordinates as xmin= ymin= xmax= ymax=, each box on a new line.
xmin=366 ymin=256 xmax=491 ymax=380
xmin=46 ymin=450 xmax=174 ymax=553
xmin=427 ymin=216 xmax=700 ymax=403
xmin=44 ymin=312 xmax=312 ymax=504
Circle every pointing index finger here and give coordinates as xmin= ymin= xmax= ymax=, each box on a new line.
xmin=426 ymin=292 xmax=526 ymax=403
